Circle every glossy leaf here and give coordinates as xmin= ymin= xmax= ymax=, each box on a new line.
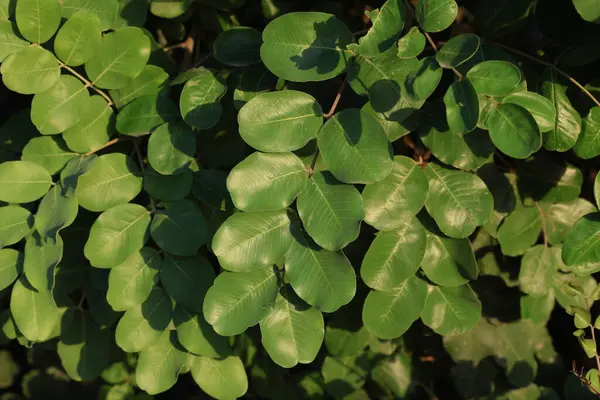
xmin=540 ymin=199 xmax=596 ymax=245
xmin=421 ymin=284 xmax=481 ymax=335
xmin=443 ymin=79 xmax=479 ymax=135
xmin=0 ymin=161 xmax=52 ymax=203
xmin=416 ymin=0 xmax=458 ymax=32
xmin=54 ymin=10 xmax=102 ymax=66
xmin=348 ymin=0 xmax=406 ymax=57
xmin=110 ymin=65 xmax=169 ymax=109
xmin=396 ymin=27 xmax=425 ymax=58
xmin=562 ymin=213 xmax=600 ymax=268
xmin=404 ymin=56 xmax=443 ymax=103
xmin=213 ymin=27 xmax=262 ymax=66
xmin=179 ymin=68 xmax=226 ymax=130
xmin=436 ymin=34 xmax=480 ymax=69
xmin=147 ymin=122 xmax=195 ymax=175
xmin=487 ymin=103 xmax=542 ymax=159
xmin=467 ymin=61 xmax=521 ymax=96
xmin=15 ymin=0 xmax=61 ymax=43
xmin=574 ymin=107 xmax=600 ymax=159
xmin=502 ymin=91 xmax=556 ymax=133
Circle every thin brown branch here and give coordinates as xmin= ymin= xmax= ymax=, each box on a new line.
xmin=534 ymin=202 xmax=549 ymax=248
xmin=323 ymin=78 xmax=348 ymax=118
xmin=84 ymin=137 xmax=120 ymax=156
xmin=488 ymin=40 xmax=600 ymax=108
xmin=308 ymin=149 xmax=320 ymax=177
xmin=590 ymin=325 xmax=600 ymax=377
xmin=58 ymin=61 xmax=114 ymax=107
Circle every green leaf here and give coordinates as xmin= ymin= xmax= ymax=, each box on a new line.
xmin=521 ymin=291 xmax=555 ymax=324
xmin=497 ymin=207 xmax=541 ymax=257
xmin=539 ymin=199 xmax=597 ymax=245
xmin=212 ymin=209 xmax=293 ymax=272
xmin=0 ymin=109 xmax=38 ymax=154
xmin=59 ymin=155 xmax=98 ymax=197
xmin=325 ymin=324 xmax=370 ymax=357
xmin=233 ymin=64 xmax=278 ymax=110
xmin=31 ymin=75 xmax=90 ymax=135
xmin=371 ymin=352 xmax=413 ymax=397
xmin=472 ymin=0 xmax=532 ymax=36
xmin=147 ymin=122 xmax=196 ymax=175
xmin=57 ymin=310 xmax=110 ymax=381
xmin=160 ymin=254 xmax=214 ymax=313
xmin=517 ymin=154 xmax=583 ymax=203
xmin=297 ymin=171 xmax=364 ymax=251
xmin=76 ymin=153 xmax=142 ymax=212
xmin=115 ymin=287 xmax=172 ymax=352
xmin=227 ymin=152 xmax=307 ymax=212
xmin=487 ymin=103 xmax=542 ymax=159
xmin=0 ymin=161 xmax=52 ymax=203
xmin=203 ymin=265 xmax=280 ymax=336
xmin=362 ymin=156 xmax=428 ymax=231
xmin=539 ymin=68 xmax=582 ymax=151
xmin=23 ymin=231 xmax=63 ymax=291
xmin=574 ymin=107 xmax=600 ymax=159
xmin=135 ymin=330 xmax=187 ymax=395
xmin=396 ymin=27 xmax=425 ymax=58
xmin=10 ymin=276 xmax=59 ymax=342
xmin=362 ymin=275 xmax=427 ymax=339
xmin=361 ymin=218 xmax=426 ymax=290
xmin=106 ymin=247 xmax=161 ymax=311
xmin=110 ymin=65 xmax=169 ymax=109
xmin=348 ymin=0 xmax=406 ymax=57
xmin=423 ymin=163 xmax=493 ymax=238
xmin=318 ymin=109 xmax=393 ymax=184
xmin=322 ymin=355 xmax=369 ymax=397
xmin=238 ymin=90 xmax=323 ymax=152
xmin=1 ymin=47 xmax=60 ymax=94
xmin=84 ymin=203 xmax=151 ymax=268
xmin=35 ymin=185 xmax=78 ymax=240
xmin=0 ymin=21 xmax=28 ymax=62
xmin=260 ymin=12 xmax=353 ymax=82
xmin=437 ymin=34 xmax=480 ymax=68
xmin=467 ymin=60 xmax=521 ymax=96
xmin=15 ymin=0 xmax=61 ymax=43
xmin=61 ymin=0 xmax=119 ymax=31
xmin=502 ymin=91 xmax=556 ymax=133
xmin=404 ymin=56 xmax=443 ymax=103
xmin=150 ymin=199 xmax=209 ymax=256
xmin=191 ymin=355 xmax=249 ymax=400
xmin=416 ymin=0 xmax=458 ymax=32
xmin=144 ymin=167 xmax=192 ymax=202
xmin=149 ymin=0 xmax=191 ymax=19
xmin=519 ymin=245 xmax=559 ymax=297
xmin=54 ymin=10 xmax=102 ymax=66
xmin=0 ymin=206 xmax=33 ymax=248
xmin=562 ymin=213 xmax=600 ymax=269
xmin=285 ymin=231 xmax=356 ymax=313
xmin=116 ymin=95 xmax=179 ymax=136
xmin=213 ymin=27 xmax=262 ymax=67
xmin=63 ymin=96 xmax=116 ymax=154
xmin=259 ymin=286 xmax=324 ymax=368
xmin=443 ymin=78 xmax=479 ymax=135
xmin=0 ymin=249 xmax=23 ymax=291
xmin=85 ymin=27 xmax=151 ymax=89
xmin=573 ymin=0 xmax=600 ymax=23
xmin=421 ymin=284 xmax=481 ymax=335
xmin=22 ymin=136 xmax=77 ymax=175
xmin=173 ymin=304 xmax=230 ymax=358
xmin=179 ymin=68 xmax=226 ymax=130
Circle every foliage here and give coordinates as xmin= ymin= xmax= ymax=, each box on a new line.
xmin=1 ymin=0 xmax=600 ymax=399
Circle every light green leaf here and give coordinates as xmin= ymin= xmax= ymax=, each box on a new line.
xmin=180 ymin=68 xmax=226 ymax=130
xmin=0 ymin=206 xmax=33 ymax=248
xmin=23 ymin=231 xmax=63 ymax=291
xmin=59 ymin=155 xmax=98 ymax=197
xmin=213 ymin=27 xmax=262 ymax=67
xmin=106 ymin=247 xmax=161 ymax=311
xmin=212 ymin=209 xmax=293 ymax=272
xmin=149 ymin=0 xmax=191 ymax=19
xmin=191 ymin=355 xmax=249 ymax=400
xmin=84 ymin=203 xmax=151 ymax=268
xmin=10 ymin=276 xmax=59 ymax=342
xmin=573 ymin=0 xmax=600 ymax=23
xmin=15 ymin=0 xmax=61 ymax=43
xmin=540 ymin=199 xmax=597 ymax=245
xmin=61 ymin=0 xmax=119 ymax=31
xmin=260 ymin=286 xmax=324 ymax=368
xmin=63 ymin=96 xmax=116 ymax=154
xmin=0 ymin=21 xmax=28 ymax=62
xmin=297 ymin=171 xmax=364 ymax=251
xmin=443 ymin=78 xmax=479 ymax=135
xmin=260 ymin=12 xmax=353 ymax=82
xmin=85 ymin=27 xmax=151 ymax=89
xmin=115 ymin=287 xmax=172 ymax=352
xmin=147 ymin=122 xmax=195 ymax=175
xmin=285 ymin=231 xmax=356 ymax=313
xmin=116 ymin=95 xmax=179 ymax=136
xmin=421 ymin=284 xmax=481 ymax=335
xmin=348 ymin=0 xmax=406 ymax=57
xmin=519 ymin=245 xmax=559 ymax=297
xmin=22 ymin=136 xmax=77 ymax=175
xmin=436 ymin=34 xmax=480 ymax=68
xmin=487 ymin=103 xmax=542 ymax=159
xmin=54 ymin=10 xmax=102 ymax=66
xmin=135 ymin=330 xmax=188 ymax=395
xmin=467 ymin=60 xmax=521 ymax=96
xmin=521 ymin=291 xmax=555 ymax=324
xmin=76 ymin=153 xmax=142 ymax=212
xmin=362 ymin=275 xmax=427 ymax=339
xmin=173 ymin=304 xmax=230 ymax=358
xmin=110 ymin=65 xmax=169 ymax=109
xmin=0 ymin=249 xmax=23 ymax=291
xmin=325 ymin=324 xmax=371 ymax=357
xmin=424 ymin=163 xmax=493 ymax=238
xmin=144 ymin=168 xmax=192 ymax=202
xmin=502 ymin=91 xmax=556 ymax=133
xmin=361 ymin=218 xmax=426 ymax=291
xmin=0 ymin=161 xmax=52 ymax=203
xmin=31 ymin=75 xmax=90 ymax=135
xmin=1 ymin=47 xmax=60 ymax=94
xmin=227 ymin=152 xmax=307 ymax=212
xmin=57 ymin=310 xmax=110 ymax=381
xmin=416 ymin=0 xmax=458 ymax=32
xmin=362 ymin=156 xmax=428 ymax=231
xmin=160 ymin=254 xmax=214 ymax=313
xmin=562 ymin=213 xmax=600 ymax=269
xmin=35 ymin=185 xmax=78 ymax=240
xmin=151 ymin=200 xmax=210 ymax=256
xmin=539 ymin=68 xmax=582 ymax=151
xmin=238 ymin=90 xmax=323 ymax=152
xmin=396 ymin=27 xmax=425 ymax=58
xmin=318 ymin=109 xmax=393 ymax=184
xmin=203 ymin=265 xmax=280 ymax=336
xmin=574 ymin=107 xmax=600 ymax=159
xmin=497 ymin=207 xmax=541 ymax=257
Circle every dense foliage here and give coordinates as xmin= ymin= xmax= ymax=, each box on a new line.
xmin=2 ymin=0 xmax=600 ymax=398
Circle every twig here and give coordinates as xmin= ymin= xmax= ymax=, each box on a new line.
xmin=487 ymin=40 xmax=600 ymax=108
xmin=323 ymin=77 xmax=347 ymax=118
xmin=572 ymin=361 xmax=600 ymax=396
xmin=84 ymin=137 xmax=120 ymax=156
xmin=352 ymin=28 xmax=369 ymax=36
xmin=308 ymin=149 xmax=320 ymax=177
xmin=534 ymin=202 xmax=549 ymax=247
xmin=58 ymin=61 xmax=114 ymax=107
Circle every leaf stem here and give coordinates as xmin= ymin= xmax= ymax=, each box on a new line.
xmin=58 ymin=61 xmax=114 ymax=107
xmin=487 ymin=40 xmax=600 ymax=108
xmin=323 ymin=77 xmax=347 ymax=118
xmin=534 ymin=202 xmax=549 ymax=247
xmin=84 ymin=137 xmax=121 ymax=156
xmin=308 ymin=149 xmax=320 ymax=177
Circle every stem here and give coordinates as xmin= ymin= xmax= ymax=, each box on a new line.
xmin=308 ymin=149 xmax=320 ymax=177
xmin=84 ymin=137 xmax=120 ymax=156
xmin=58 ymin=61 xmax=114 ymax=107
xmin=590 ymin=325 xmax=600 ymax=375
xmin=534 ymin=202 xmax=548 ymax=247
xmin=323 ymin=77 xmax=348 ymax=118
xmin=488 ymin=41 xmax=600 ymax=108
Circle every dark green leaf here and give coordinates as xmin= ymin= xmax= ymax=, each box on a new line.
xmin=416 ymin=0 xmax=458 ymax=32
xmin=487 ymin=103 xmax=542 ymax=159
xmin=213 ymin=27 xmax=262 ymax=67
xmin=151 ymin=200 xmax=210 ymax=256
xmin=443 ymin=78 xmax=479 ymax=135
xmin=436 ymin=34 xmax=480 ymax=69
xmin=467 ymin=60 xmax=521 ymax=96
xmin=348 ymin=0 xmax=406 ymax=57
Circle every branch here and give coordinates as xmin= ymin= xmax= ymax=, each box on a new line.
xmin=58 ymin=61 xmax=114 ymax=108
xmin=323 ymin=77 xmax=347 ymax=118
xmin=84 ymin=137 xmax=121 ymax=156
xmin=308 ymin=149 xmax=320 ymax=177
